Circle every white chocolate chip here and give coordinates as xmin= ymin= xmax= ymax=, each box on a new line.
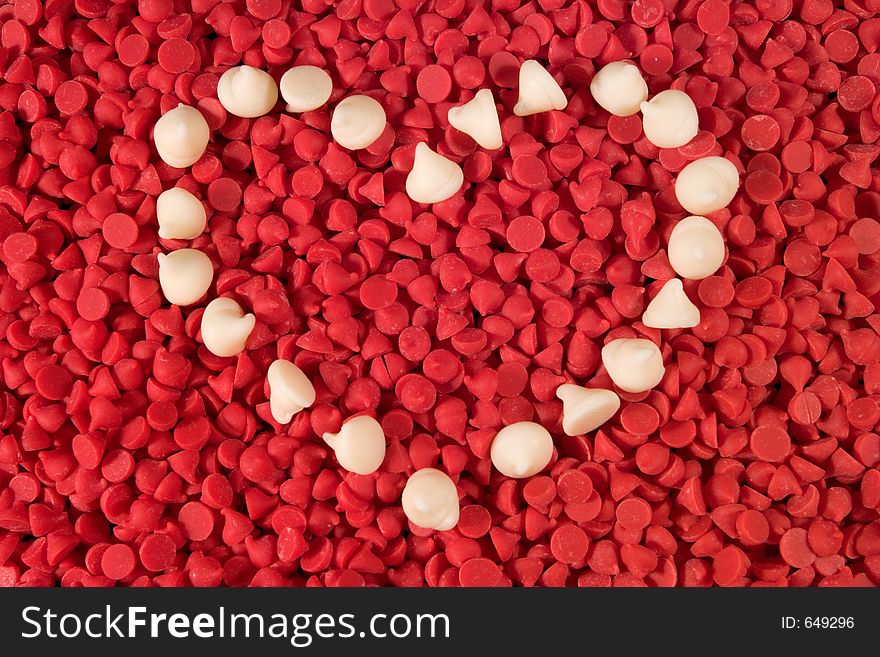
xmin=447 ymin=89 xmax=503 ymax=150
xmin=322 ymin=415 xmax=387 ymax=476
xmin=330 ymin=95 xmax=386 ymax=150
xmin=667 ymin=216 xmax=726 ymax=280
xmin=640 ymin=89 xmax=699 ymax=149
xmin=589 ymin=61 xmax=648 ymax=117
xmin=513 ymin=60 xmax=568 ymax=117
xmin=641 ymin=278 xmax=701 ymax=328
xmin=153 ymin=104 xmax=210 ymax=169
xmin=157 ymin=249 xmax=214 ymax=307
xmin=490 ymin=421 xmax=554 ymax=479
xmin=601 ymin=338 xmax=665 ymax=393
xmin=280 ymin=66 xmax=333 ymax=113
xmin=401 ymin=468 xmax=460 ymax=531
xmin=217 ymin=65 xmax=279 ymax=118
xmin=674 ymin=156 xmax=740 ymax=215
xmin=267 ymin=359 xmax=316 ymax=424
xmin=555 ymin=384 xmax=621 ymax=436
xmin=200 ymin=297 xmax=255 ymax=358
xmin=156 ymin=187 xmax=207 ymax=240
xmin=405 ymin=142 xmax=464 ymax=204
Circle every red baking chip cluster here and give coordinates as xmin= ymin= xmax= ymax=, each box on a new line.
xmin=1 ymin=0 xmax=880 ymax=588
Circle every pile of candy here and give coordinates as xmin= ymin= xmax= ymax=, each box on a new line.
xmin=0 ymin=0 xmax=879 ymax=587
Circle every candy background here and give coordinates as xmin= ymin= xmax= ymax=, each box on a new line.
xmin=1 ymin=0 xmax=880 ymax=587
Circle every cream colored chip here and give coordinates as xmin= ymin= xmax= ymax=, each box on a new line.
xmin=447 ymin=89 xmax=503 ymax=150
xmin=330 ymin=95 xmax=386 ymax=150
xmin=323 ymin=415 xmax=387 ymax=475
xmin=675 ymin=156 xmax=740 ymax=215
xmin=405 ymin=142 xmax=464 ymax=204
xmin=640 ymin=89 xmax=699 ymax=149
xmin=402 ymin=468 xmax=460 ymax=531
xmin=490 ymin=421 xmax=554 ymax=479
xmin=217 ymin=66 xmax=279 ymax=118
xmin=153 ymin=104 xmax=210 ymax=168
xmin=555 ymin=384 xmax=621 ymax=436
xmin=156 ymin=187 xmax=207 ymax=240
xmin=200 ymin=297 xmax=255 ymax=358
xmin=268 ymin=359 xmax=316 ymax=424
xmin=589 ymin=61 xmax=648 ymax=117
xmin=601 ymin=338 xmax=665 ymax=393
xmin=280 ymin=66 xmax=333 ymax=113
xmin=668 ymin=216 xmax=726 ymax=281
xmin=157 ymin=249 xmax=213 ymax=306
xmin=514 ymin=60 xmax=568 ymax=116
xmin=642 ymin=279 xmax=701 ymax=328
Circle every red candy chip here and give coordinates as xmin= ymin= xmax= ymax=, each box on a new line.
xmin=35 ymin=365 xmax=73 ymax=400
xmin=459 ymin=557 xmax=502 ymax=586
xmin=399 ymin=326 xmax=431 ymax=361
xmin=496 ymin=362 xmax=528 ymax=397
xmin=396 ymin=374 xmax=437 ymax=413
xmin=416 ymin=64 xmax=452 ymax=103
xmin=735 ymin=510 xmax=770 ymax=546
xmin=506 ymin=215 xmax=545 ymax=252
xmin=488 ymin=51 xmax=520 ymax=88
xmin=779 ymin=528 xmax=816 ymax=568
xmin=360 ymin=275 xmax=398 ymax=310
xmin=745 ymin=169 xmax=784 ymax=203
xmin=807 ymin=519 xmax=843 ymax=557
xmin=850 ymin=218 xmax=880 ymax=254
xmin=3 ymin=232 xmax=37 ymax=261
xmin=118 ymin=34 xmax=150 ymax=68
xmin=423 ymin=349 xmax=461 ymax=384
xmin=247 ymin=0 xmax=283 ymax=20
xmin=620 ymin=403 xmax=660 ymax=435
xmin=102 ymin=213 xmax=139 ymax=249
xmin=158 ymin=38 xmax=196 ymax=74
xmin=557 ymin=470 xmax=594 ymax=504
xmin=750 ymin=425 xmax=791 ymax=463
xmin=542 ymin=297 xmax=574 ymax=327
xmin=838 ymin=76 xmax=875 ymax=112
xmin=101 ymin=544 xmax=136 ymax=580
xmin=784 ymin=240 xmax=822 ymax=276
xmin=54 ymin=80 xmax=89 ymax=115
xmin=511 ymin=155 xmax=548 ymax=190
xmin=713 ymin=545 xmax=749 ymax=585
xmin=788 ymin=392 xmax=821 ymax=425
xmin=179 ymin=501 xmax=215 ymax=541
xmin=697 ymin=0 xmax=730 ymax=36
xmin=453 ymin=56 xmax=486 ymax=89
xmin=781 ymin=140 xmax=812 ymax=173
xmin=699 ymin=276 xmax=735 ymax=307
xmin=631 ymin=0 xmax=666 ymax=28
xmin=640 ymin=43 xmax=673 ymax=75
xmin=825 ymin=30 xmax=859 ymax=64
xmin=635 ymin=443 xmax=669 ymax=475
xmin=262 ymin=19 xmax=292 ymax=48
xmin=616 ymin=498 xmax=652 ymax=531
xmin=76 ymin=287 xmax=110 ymax=321
xmin=550 ymin=525 xmax=590 ymax=564
xmin=523 ymin=476 xmax=556 ymax=509
xmin=139 ymin=533 xmax=177 ymax=572
xmin=607 ymin=115 xmax=643 ymax=144
xmin=741 ymin=115 xmax=780 ymax=152
xmin=458 ymin=505 xmax=492 ymax=539
xmin=207 ymin=178 xmax=242 ymax=212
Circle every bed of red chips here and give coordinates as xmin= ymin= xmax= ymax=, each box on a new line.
xmin=1 ymin=0 xmax=880 ymax=588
